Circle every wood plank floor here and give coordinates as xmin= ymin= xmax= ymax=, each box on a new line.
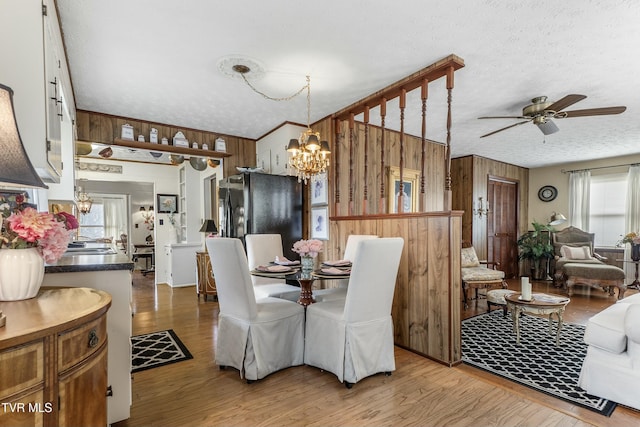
xmin=114 ymin=273 xmax=640 ymax=427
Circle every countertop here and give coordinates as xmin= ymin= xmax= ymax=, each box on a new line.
xmin=45 ymin=244 xmax=134 ymax=273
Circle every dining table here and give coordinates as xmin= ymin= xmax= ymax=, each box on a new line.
xmin=250 ymin=261 xmax=351 ymax=307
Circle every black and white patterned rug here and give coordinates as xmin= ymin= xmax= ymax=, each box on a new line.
xmin=131 ymin=329 xmax=193 ymax=373
xmin=462 ymin=311 xmax=616 ymax=416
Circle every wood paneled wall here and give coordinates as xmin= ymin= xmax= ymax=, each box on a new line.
xmin=327 ymin=212 xmax=462 ymax=366
xmin=451 ymin=155 xmax=529 ymax=261
xmin=75 ymin=110 xmax=256 ymax=178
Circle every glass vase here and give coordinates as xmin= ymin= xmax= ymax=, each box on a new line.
xmin=301 ymin=255 xmax=315 ymax=277
xmin=0 ymin=248 xmax=45 ymax=301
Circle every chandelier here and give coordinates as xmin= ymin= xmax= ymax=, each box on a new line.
xmin=286 ymin=76 xmax=331 ymax=184
xmin=76 ymin=186 xmax=93 ymax=214
xmin=232 ymin=65 xmax=330 ymax=184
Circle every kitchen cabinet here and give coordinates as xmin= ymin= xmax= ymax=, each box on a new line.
xmin=256 ymin=123 xmax=305 ymax=176
xmin=0 ymin=0 xmax=76 ymax=184
xmin=0 ymin=287 xmax=111 ymax=427
xmin=43 ymin=259 xmax=133 ymax=425
xmin=164 ymin=243 xmax=200 ymax=287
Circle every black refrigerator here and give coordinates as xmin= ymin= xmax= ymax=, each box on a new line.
xmin=219 ymin=173 xmax=303 ymax=260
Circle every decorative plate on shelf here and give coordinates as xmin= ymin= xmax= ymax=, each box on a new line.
xmin=538 ymin=185 xmax=557 ymax=202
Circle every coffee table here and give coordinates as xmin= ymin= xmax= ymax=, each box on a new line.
xmin=504 ymin=292 xmax=570 ymax=346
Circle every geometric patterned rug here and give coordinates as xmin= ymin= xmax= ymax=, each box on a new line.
xmin=462 ymin=311 xmax=617 ymax=416
xmin=131 ymin=329 xmax=193 ymax=373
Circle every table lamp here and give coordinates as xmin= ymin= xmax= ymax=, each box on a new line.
xmin=199 ymin=219 xmax=218 ymax=237
xmin=0 ymin=83 xmax=49 ymax=327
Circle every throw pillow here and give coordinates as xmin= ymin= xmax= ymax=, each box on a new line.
xmin=461 ymin=247 xmax=480 ymax=267
xmin=560 ymin=245 xmax=592 ymax=260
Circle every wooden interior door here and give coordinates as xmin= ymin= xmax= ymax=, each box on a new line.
xmin=487 ymin=177 xmax=519 ymax=278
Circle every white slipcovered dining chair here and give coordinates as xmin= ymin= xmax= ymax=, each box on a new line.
xmin=245 ymin=234 xmax=300 ymax=301
xmin=313 ymin=234 xmax=379 ymax=303
xmin=304 ymin=237 xmax=404 ymax=388
xmin=206 ymin=237 xmax=305 ymax=382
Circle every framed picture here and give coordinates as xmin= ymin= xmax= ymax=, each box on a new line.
xmin=387 ymin=166 xmax=420 ymax=213
xmin=310 ymin=175 xmax=328 ymax=205
xmin=157 ymin=194 xmax=178 ymax=213
xmin=311 ymin=206 xmax=329 ymax=240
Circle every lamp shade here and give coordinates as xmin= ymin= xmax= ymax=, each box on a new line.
xmin=549 ymin=212 xmax=567 ymax=226
xmin=199 ymin=219 xmax=218 ymax=234
xmin=0 ymin=84 xmax=47 ymax=188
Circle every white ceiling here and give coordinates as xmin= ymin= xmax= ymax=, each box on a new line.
xmin=57 ymin=0 xmax=640 ymax=169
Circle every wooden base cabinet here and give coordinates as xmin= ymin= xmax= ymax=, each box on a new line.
xmin=196 ymin=251 xmax=217 ymax=300
xmin=0 ymin=287 xmax=111 ymax=427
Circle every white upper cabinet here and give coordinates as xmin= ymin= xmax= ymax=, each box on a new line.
xmin=256 ymin=123 xmax=306 ymax=176
xmin=0 ymin=0 xmax=75 ymax=184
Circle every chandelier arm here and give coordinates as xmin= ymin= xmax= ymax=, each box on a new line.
xmin=239 ymin=73 xmax=308 ymax=102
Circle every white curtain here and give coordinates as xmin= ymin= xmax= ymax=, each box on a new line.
xmin=624 ymin=165 xmax=640 ymax=278
xmin=568 ymin=170 xmax=591 ymax=230
xmin=103 ymin=197 xmax=127 ymax=242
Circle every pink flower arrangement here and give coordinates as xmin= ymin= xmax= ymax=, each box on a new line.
xmin=1 ymin=197 xmax=79 ymax=263
xmin=292 ymin=239 xmax=323 ymax=258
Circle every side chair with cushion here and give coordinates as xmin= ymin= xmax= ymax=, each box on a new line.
xmin=245 ymin=233 xmax=300 ymax=301
xmin=461 ymin=246 xmax=507 ymax=309
xmin=304 ymin=237 xmax=404 ymax=388
xmin=206 ymin=237 xmax=305 ymax=382
xmin=314 ymin=234 xmax=379 ymax=303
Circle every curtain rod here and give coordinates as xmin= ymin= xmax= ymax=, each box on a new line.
xmin=561 ymin=162 xmax=640 ymax=174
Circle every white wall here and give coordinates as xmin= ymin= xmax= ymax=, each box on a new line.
xmin=528 ymin=153 xmax=640 ymax=230
xmin=77 ymin=158 xmax=179 ymax=283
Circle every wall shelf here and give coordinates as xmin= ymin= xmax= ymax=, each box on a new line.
xmin=110 ymin=138 xmax=232 ymax=159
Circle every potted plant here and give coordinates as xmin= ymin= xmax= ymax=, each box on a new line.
xmin=517 ymin=221 xmax=555 ymax=280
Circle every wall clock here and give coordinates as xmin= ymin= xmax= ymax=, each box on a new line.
xmin=538 ymin=185 xmax=557 ymax=202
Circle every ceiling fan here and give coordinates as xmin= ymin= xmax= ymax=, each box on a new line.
xmin=478 ymin=94 xmax=626 ymax=138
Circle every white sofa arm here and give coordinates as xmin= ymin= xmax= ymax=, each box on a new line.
xmin=625 ymin=304 xmax=640 ymax=362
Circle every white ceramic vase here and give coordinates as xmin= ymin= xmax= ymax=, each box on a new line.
xmin=0 ymin=248 xmax=45 ymax=301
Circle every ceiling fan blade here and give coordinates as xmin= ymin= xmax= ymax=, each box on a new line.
xmin=480 ymin=120 xmax=531 ymax=138
xmin=536 ymin=119 xmax=559 ymax=135
xmin=478 ymin=116 xmax=528 ymax=120
xmin=546 ymin=94 xmax=586 ymax=112
xmin=559 ymin=106 xmax=627 ymax=118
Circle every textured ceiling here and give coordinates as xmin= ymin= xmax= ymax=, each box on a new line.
xmin=57 ymin=0 xmax=640 ymax=168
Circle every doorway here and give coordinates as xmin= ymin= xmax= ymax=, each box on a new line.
xmin=487 ymin=176 xmax=519 ymax=278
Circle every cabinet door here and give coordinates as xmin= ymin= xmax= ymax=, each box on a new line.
xmin=58 ymin=343 xmax=108 ymax=427
xmin=0 ymin=389 xmax=47 ymax=427
xmin=43 ymin=4 xmax=62 ymax=177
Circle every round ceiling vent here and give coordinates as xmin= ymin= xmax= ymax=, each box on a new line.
xmin=217 ymin=55 xmax=265 ymax=80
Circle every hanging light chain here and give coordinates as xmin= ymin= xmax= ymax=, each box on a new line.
xmin=239 ymin=72 xmax=309 ymax=102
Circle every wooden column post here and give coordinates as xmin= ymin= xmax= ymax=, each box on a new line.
xmin=379 ymin=97 xmax=387 ymax=214
xmin=334 ymin=118 xmax=341 ymax=213
xmin=420 ymin=79 xmax=428 ymax=212
xmin=363 ymin=106 xmax=369 ymax=215
xmin=348 ymin=113 xmax=355 ymax=216
xmin=398 ymin=89 xmax=406 ymax=213
xmin=444 ymin=66 xmax=454 ymax=211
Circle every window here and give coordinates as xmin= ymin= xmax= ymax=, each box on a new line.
xmin=78 ymin=202 xmax=105 ymax=240
xmin=589 ymin=173 xmax=627 ymax=247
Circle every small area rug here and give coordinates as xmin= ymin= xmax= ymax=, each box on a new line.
xmin=131 ymin=329 xmax=193 ymax=373
xmin=462 ymin=310 xmax=616 ymax=416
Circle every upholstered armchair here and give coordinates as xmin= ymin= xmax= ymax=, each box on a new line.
xmin=461 ymin=246 xmax=507 ymax=309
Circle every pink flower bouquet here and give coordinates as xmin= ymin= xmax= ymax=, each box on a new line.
xmin=292 ymin=239 xmax=323 ymax=258
xmin=1 ymin=196 xmax=79 ymax=263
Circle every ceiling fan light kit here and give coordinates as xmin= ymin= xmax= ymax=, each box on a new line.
xmin=479 ymin=94 xmax=626 ymax=138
